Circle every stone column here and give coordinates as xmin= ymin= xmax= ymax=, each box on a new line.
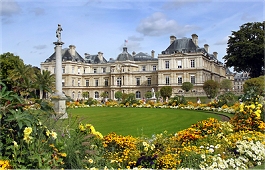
xmin=51 ymin=24 xmax=68 ymax=119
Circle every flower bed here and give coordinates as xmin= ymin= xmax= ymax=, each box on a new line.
xmin=1 ymin=86 xmax=265 ymax=169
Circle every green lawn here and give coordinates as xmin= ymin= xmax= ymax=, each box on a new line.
xmin=64 ymin=107 xmax=222 ymax=137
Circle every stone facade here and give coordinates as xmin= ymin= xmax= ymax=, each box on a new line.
xmin=41 ymin=34 xmax=228 ymax=100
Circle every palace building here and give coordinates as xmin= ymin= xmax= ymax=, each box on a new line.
xmin=41 ymin=34 xmax=227 ymax=100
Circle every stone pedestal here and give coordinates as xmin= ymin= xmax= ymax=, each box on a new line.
xmin=149 ymin=98 xmax=157 ymax=103
xmin=51 ymin=97 xmax=68 ymax=119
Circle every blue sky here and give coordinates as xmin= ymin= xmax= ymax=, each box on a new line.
xmin=1 ymin=0 xmax=264 ymax=68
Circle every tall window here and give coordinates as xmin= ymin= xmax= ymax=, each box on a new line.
xmin=78 ymin=67 xmax=80 ymax=74
xmin=177 ymin=76 xmax=182 ymax=85
xmin=105 ymin=79 xmax=108 ymax=86
xmin=117 ymin=77 xmax=122 ymax=87
xmin=78 ymin=79 xmax=80 ymax=86
xmin=177 ymin=60 xmax=182 ymax=68
xmin=153 ymin=65 xmax=157 ymax=71
xmin=78 ymin=91 xmax=81 ymax=99
xmin=166 ymin=76 xmax=170 ymax=85
xmin=102 ymin=67 xmax=106 ymax=73
xmin=147 ymin=78 xmax=151 ymax=86
xmin=62 ymin=79 xmax=65 ymax=86
xmin=136 ymin=91 xmax=141 ymax=99
xmin=95 ymin=91 xmax=99 ymax=98
xmin=72 ymin=79 xmax=75 ymax=86
xmin=95 ymin=79 xmax=98 ymax=86
xmin=190 ymin=59 xmax=195 ymax=68
xmin=165 ymin=61 xmax=169 ymax=69
xmin=72 ymin=66 xmax=74 ymax=73
xmin=62 ymin=67 xmax=65 ymax=73
xmin=136 ymin=78 xmax=140 ymax=86
xmin=86 ymin=80 xmax=89 ymax=87
xmin=191 ymin=75 xmax=195 ymax=84
xmin=142 ymin=66 xmax=146 ymax=71
xmin=93 ymin=68 xmax=97 ymax=73
xmin=72 ymin=92 xmax=75 ymax=99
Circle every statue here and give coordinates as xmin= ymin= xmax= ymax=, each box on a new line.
xmin=152 ymin=88 xmax=155 ymax=98
xmin=56 ymin=24 xmax=63 ymax=42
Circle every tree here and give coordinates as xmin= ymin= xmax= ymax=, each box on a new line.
xmin=115 ymin=91 xmax=122 ymax=101
xmin=223 ymin=21 xmax=265 ymax=78
xmin=181 ymin=82 xmax=193 ymax=92
xmin=220 ymin=79 xmax=233 ymax=92
xmin=160 ymin=86 xmax=172 ymax=100
xmin=144 ymin=91 xmax=152 ymax=99
xmin=243 ymin=76 xmax=265 ymax=95
xmin=9 ymin=64 xmax=36 ymax=98
xmin=100 ymin=91 xmax=109 ymax=99
xmin=35 ymin=70 xmax=55 ymax=99
xmin=0 ymin=52 xmax=24 ymax=90
xmin=203 ymin=80 xmax=219 ymax=99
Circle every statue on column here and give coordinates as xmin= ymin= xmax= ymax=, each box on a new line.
xmin=56 ymin=24 xmax=63 ymax=42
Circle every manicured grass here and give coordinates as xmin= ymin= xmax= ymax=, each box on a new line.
xmin=65 ymin=107 xmax=222 ymax=137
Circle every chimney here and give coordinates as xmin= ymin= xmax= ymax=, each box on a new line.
xmin=204 ymin=44 xmax=209 ymax=53
xmin=191 ymin=34 xmax=198 ymax=46
xmin=98 ymin=52 xmax=103 ymax=61
xmin=170 ymin=35 xmax=176 ymax=44
xmin=132 ymin=51 xmax=136 ymax=56
xmin=69 ymin=45 xmax=76 ymax=56
xmin=151 ymin=50 xmax=155 ymax=58
xmin=213 ymin=52 xmax=218 ymax=58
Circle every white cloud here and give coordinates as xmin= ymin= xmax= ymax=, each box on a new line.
xmin=136 ymin=12 xmax=199 ymax=37
xmin=30 ymin=7 xmax=45 ymax=16
xmin=128 ymin=35 xmax=144 ymax=41
xmin=214 ymin=36 xmax=229 ymax=45
xmin=0 ymin=0 xmax=21 ymax=16
xmin=33 ymin=45 xmax=47 ymax=50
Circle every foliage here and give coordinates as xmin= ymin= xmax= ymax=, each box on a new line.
xmin=160 ymin=86 xmax=172 ymax=100
xmin=144 ymin=91 xmax=152 ymax=99
xmin=181 ymin=82 xmax=193 ymax=92
xmin=168 ymin=95 xmax=187 ymax=106
xmin=243 ymin=76 xmax=265 ymax=95
xmin=0 ymin=81 xmax=65 ymax=169
xmin=100 ymin=91 xmax=109 ymax=99
xmin=115 ymin=91 xmax=122 ymax=101
xmin=0 ymin=52 xmax=24 ymax=90
xmin=216 ymin=92 xmax=237 ymax=107
xmin=203 ymin=80 xmax=219 ymax=99
xmin=229 ymin=101 xmax=265 ymax=132
xmin=223 ymin=21 xmax=265 ymax=78
xmin=220 ymin=79 xmax=233 ymax=92
xmin=35 ymin=69 xmax=55 ymax=99
xmin=82 ymin=91 xmax=89 ymax=99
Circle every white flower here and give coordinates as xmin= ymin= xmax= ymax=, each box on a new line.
xmin=209 ymin=148 xmax=214 ymax=153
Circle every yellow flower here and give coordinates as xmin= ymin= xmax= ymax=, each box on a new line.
xmin=88 ymin=159 xmax=93 ymax=163
xmin=50 ymin=131 xmax=57 ymax=139
xmin=46 ymin=129 xmax=50 ymax=136
xmin=60 ymin=153 xmax=67 ymax=157
xmin=250 ymin=104 xmax=255 ymax=109
xmin=23 ymin=135 xmax=33 ymax=144
xmin=13 ymin=141 xmax=18 ymax=148
xmin=79 ymin=124 xmax=85 ymax=131
xmin=23 ymin=127 xmax=32 ymax=135
xmin=90 ymin=126 xmax=96 ymax=133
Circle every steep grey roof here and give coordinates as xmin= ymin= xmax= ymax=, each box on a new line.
xmin=84 ymin=54 xmax=108 ymax=64
xmin=116 ymin=47 xmax=134 ymax=61
xmin=134 ymin=52 xmax=158 ymax=61
xmin=225 ymin=67 xmax=233 ymax=75
xmin=234 ymin=72 xmax=249 ymax=80
xmin=163 ymin=38 xmax=199 ymax=54
xmin=45 ymin=48 xmax=85 ymax=63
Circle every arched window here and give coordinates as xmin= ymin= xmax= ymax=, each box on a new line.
xmin=136 ymin=91 xmax=141 ymax=99
xmin=95 ymin=91 xmax=99 ymax=99
xmin=78 ymin=91 xmax=81 ymax=99
xmin=72 ymin=91 xmax=75 ymax=99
